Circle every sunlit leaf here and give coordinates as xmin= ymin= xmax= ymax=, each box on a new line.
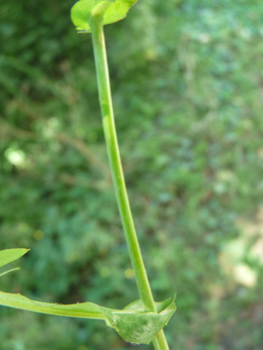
xmin=71 ymin=0 xmax=138 ymax=33
xmin=0 ymin=248 xmax=29 ymax=269
xmin=0 ymin=290 xmax=176 ymax=344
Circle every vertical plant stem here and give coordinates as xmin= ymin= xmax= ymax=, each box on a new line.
xmin=90 ymin=13 xmax=170 ymax=350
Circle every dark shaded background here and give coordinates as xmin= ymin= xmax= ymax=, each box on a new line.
xmin=0 ymin=0 xmax=263 ymax=349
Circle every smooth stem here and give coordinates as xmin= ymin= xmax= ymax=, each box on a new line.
xmin=90 ymin=11 xmax=154 ymax=314
xmin=90 ymin=13 xmax=170 ymax=350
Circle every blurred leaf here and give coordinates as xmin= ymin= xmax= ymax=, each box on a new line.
xmin=0 ymin=248 xmax=29 ymax=269
xmin=0 ymin=267 xmax=20 ymax=278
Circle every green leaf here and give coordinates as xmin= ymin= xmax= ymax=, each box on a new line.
xmin=0 ymin=249 xmax=176 ymax=343
xmin=71 ymin=0 xmax=138 ymax=33
xmin=0 ymin=267 xmax=20 ymax=278
xmin=0 ymin=291 xmax=105 ymax=319
xmin=104 ymin=296 xmax=176 ymax=344
xmin=124 ymin=297 xmax=173 ymax=313
xmin=0 ymin=291 xmax=176 ymax=344
xmin=0 ymin=248 xmax=29 ymax=269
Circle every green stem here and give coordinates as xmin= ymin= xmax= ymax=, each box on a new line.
xmin=90 ymin=13 xmax=170 ymax=350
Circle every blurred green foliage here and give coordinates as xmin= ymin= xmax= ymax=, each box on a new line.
xmin=0 ymin=0 xmax=263 ymax=349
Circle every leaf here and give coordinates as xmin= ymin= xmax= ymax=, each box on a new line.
xmin=0 ymin=248 xmax=29 ymax=269
xmin=0 ymin=290 xmax=176 ymax=344
xmin=0 ymin=267 xmax=20 ymax=278
xmin=0 ymin=249 xmax=176 ymax=343
xmin=124 ymin=297 xmax=173 ymax=313
xmin=103 ymin=296 xmax=176 ymax=344
xmin=71 ymin=0 xmax=138 ymax=33
xmin=0 ymin=291 xmax=105 ymax=319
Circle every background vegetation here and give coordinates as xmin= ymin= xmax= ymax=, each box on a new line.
xmin=0 ymin=0 xmax=263 ymax=349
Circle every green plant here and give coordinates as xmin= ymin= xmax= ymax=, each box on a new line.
xmin=0 ymin=1 xmax=175 ymax=349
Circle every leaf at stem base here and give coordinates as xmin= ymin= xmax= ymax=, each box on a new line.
xmin=0 ymin=290 xmax=176 ymax=344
